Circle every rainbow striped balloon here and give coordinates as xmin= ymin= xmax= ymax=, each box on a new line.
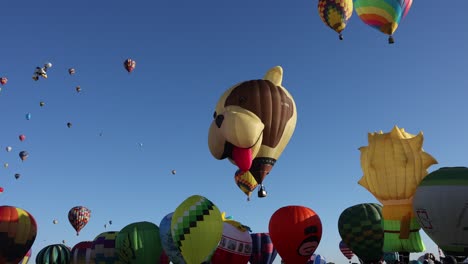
xmin=354 ymin=0 xmax=412 ymax=42
xmin=318 ymin=0 xmax=353 ymax=40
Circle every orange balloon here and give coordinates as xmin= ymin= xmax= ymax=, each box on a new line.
xmin=269 ymin=205 xmax=322 ymax=264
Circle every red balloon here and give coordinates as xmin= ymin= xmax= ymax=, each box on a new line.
xmin=269 ymin=205 xmax=322 ymax=264
xmin=0 ymin=77 xmax=7 ymax=85
xmin=160 ymin=250 xmax=170 ymax=264
xmin=211 ymin=221 xmax=252 ymax=264
xmin=19 ymin=134 xmax=26 ymax=142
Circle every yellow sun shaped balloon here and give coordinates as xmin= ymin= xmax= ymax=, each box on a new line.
xmin=359 ymin=126 xmax=438 ymax=253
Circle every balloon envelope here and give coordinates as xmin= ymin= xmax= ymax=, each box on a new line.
xmin=115 ymin=221 xmax=163 ymax=263
xmin=91 ymin=231 xmax=121 ymax=263
xmin=36 ymin=244 xmax=71 ymax=264
xmin=318 ymin=0 xmax=353 ymax=38
xmin=211 ymin=220 xmax=252 ymax=264
xmin=249 ymin=233 xmax=277 ymax=264
xmin=159 ymin=213 xmax=185 ymax=264
xmin=68 ymin=206 xmax=91 ymax=235
xmin=71 ymin=241 xmax=92 ymax=264
xmin=19 ymin=248 xmax=32 ymax=264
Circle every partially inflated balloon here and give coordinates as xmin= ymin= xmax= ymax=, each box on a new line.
xmin=338 ymin=203 xmax=384 ymax=263
xmin=269 ymin=205 xmax=322 ymax=264
xmin=413 ymin=167 xmax=468 ymax=258
xmin=116 ymin=221 xmax=163 ymax=263
xmin=318 ymin=0 xmax=353 ymax=40
xmin=91 ymin=231 xmax=121 ymax=264
xmin=36 ymin=244 xmax=71 ymax=264
xmin=71 ymin=241 xmax=92 ymax=264
xmin=250 ymin=233 xmax=277 ymax=264
xmin=0 ymin=206 xmax=37 ymax=264
xmin=19 ymin=248 xmax=32 ymax=264
xmin=208 ymin=66 xmax=297 ymax=197
xmin=354 ymin=0 xmax=413 ymax=43
xmin=159 ymin=213 xmax=185 ymax=264
xmin=171 ymin=195 xmax=223 ymax=264
xmin=359 ymin=126 xmax=437 ymax=252
xmin=68 ymin=206 xmax=91 ymax=235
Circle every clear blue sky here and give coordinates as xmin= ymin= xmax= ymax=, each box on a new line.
xmin=1 ymin=0 xmax=467 ymax=263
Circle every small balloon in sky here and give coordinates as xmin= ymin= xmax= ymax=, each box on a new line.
xmin=19 ymin=151 xmax=29 ymax=161
xmin=25 ymin=113 xmax=32 ymax=120
xmin=3 ymin=163 xmax=8 ymax=168
xmin=171 ymin=170 xmax=176 ymax=175
xmin=68 ymin=68 xmax=75 ymax=75
xmin=76 ymin=86 xmax=81 ymax=93
xmin=39 ymin=101 xmax=45 ymax=107
xmin=14 ymin=173 xmax=20 ymax=179
xmin=19 ymin=134 xmax=26 ymax=142
xmin=5 ymin=146 xmax=12 ymax=152
xmin=67 ymin=122 xmax=72 ymax=128
xmin=0 ymin=77 xmax=7 ymax=85
xmin=53 ymin=219 xmax=58 ymax=224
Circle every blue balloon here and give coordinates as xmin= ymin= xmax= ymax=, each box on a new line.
xmin=26 ymin=113 xmax=31 ymax=120
xmin=159 ymin=212 xmax=185 ymax=264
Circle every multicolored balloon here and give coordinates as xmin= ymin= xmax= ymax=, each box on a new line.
xmin=249 ymin=233 xmax=277 ymax=264
xmin=19 ymin=151 xmax=29 ymax=161
xmin=68 ymin=206 xmax=91 ymax=235
xmin=208 ymin=66 xmax=297 ymax=197
xmin=234 ymin=169 xmax=258 ymax=201
xmin=0 ymin=206 xmax=37 ymax=264
xmin=71 ymin=241 xmax=92 ymax=264
xmin=0 ymin=77 xmax=7 ymax=85
xmin=171 ymin=195 xmax=223 ymax=264
xmin=115 ymin=221 xmax=163 ymax=263
xmin=413 ymin=167 xmax=468 ymax=258
xmin=318 ymin=0 xmax=353 ymax=40
xmin=68 ymin=68 xmax=76 ymax=75
xmin=354 ymin=0 xmax=413 ymax=43
xmin=339 ymin=240 xmax=354 ymax=262
xmin=19 ymin=248 xmax=32 ymax=264
xmin=159 ymin=212 xmax=185 ymax=264
xmin=36 ymin=244 xmax=71 ymax=264
xmin=91 ymin=231 xmax=121 ymax=264
xmin=269 ymin=205 xmax=322 ymax=264
xmin=338 ymin=203 xmax=384 ymax=263
xmin=124 ymin=59 xmax=136 ymax=73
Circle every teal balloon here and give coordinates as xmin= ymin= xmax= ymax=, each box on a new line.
xmin=36 ymin=244 xmax=71 ymax=264
xmin=384 ymin=252 xmax=399 ymax=264
xmin=115 ymin=221 xmax=163 ymax=264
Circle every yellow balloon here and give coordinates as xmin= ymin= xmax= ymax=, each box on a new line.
xmin=171 ymin=195 xmax=223 ymax=264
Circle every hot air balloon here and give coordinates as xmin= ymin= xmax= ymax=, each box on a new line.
xmin=234 ymin=169 xmax=258 ymax=201
xmin=115 ymin=221 xmax=163 ymax=263
xmin=354 ymin=0 xmax=413 ymax=43
xmin=36 ymin=244 xmax=71 ymax=264
xmin=4 ymin=163 xmax=8 ymax=168
xmin=313 ymin=254 xmax=327 ymax=264
xmin=68 ymin=206 xmax=91 ymax=235
xmin=211 ymin=213 xmax=252 ymax=264
xmin=19 ymin=248 xmax=32 ymax=264
xmin=124 ymin=59 xmax=136 ymax=73
xmin=26 ymin=113 xmax=32 ymax=120
xmin=53 ymin=219 xmax=59 ymax=224
xmin=67 ymin=122 xmax=72 ymax=128
xmin=91 ymin=231 xmax=121 ymax=264
xmin=208 ymin=66 xmax=297 ymax=197
xmin=19 ymin=151 xmax=29 ymax=161
xmin=71 ymin=241 xmax=93 ymax=264
xmin=15 ymin=173 xmax=21 ymax=179
xmin=413 ymin=167 xmax=468 ymax=260
xmin=33 ymin=66 xmax=48 ymax=81
xmin=0 ymin=206 xmax=37 ymax=264
xmin=68 ymin=68 xmax=75 ymax=75
xmin=269 ymin=205 xmax=322 ymax=264
xmin=45 ymin=62 xmax=53 ymax=69
xmin=75 ymin=86 xmax=81 ymax=93
xmin=159 ymin=212 xmax=186 ymax=264
xmin=384 ymin=252 xmax=400 ymax=264
xmin=250 ymin=233 xmax=277 ymax=264
xmin=40 ymin=101 xmax=45 ymax=107
xmin=171 ymin=195 xmax=223 ymax=264
xmin=359 ymin=126 xmax=437 ymax=253
xmin=0 ymin=77 xmax=7 ymax=85
xmin=339 ymin=240 xmax=354 ymax=263
xmin=338 ymin=203 xmax=384 ymax=263
xmin=0 ymin=187 xmax=3 ymax=194
xmin=318 ymin=0 xmax=353 ymax=40
xmin=160 ymin=250 xmax=170 ymax=264
xmin=171 ymin=170 xmax=177 ymax=175
xmin=19 ymin=134 xmax=26 ymax=141
xmin=5 ymin=146 xmax=12 ymax=152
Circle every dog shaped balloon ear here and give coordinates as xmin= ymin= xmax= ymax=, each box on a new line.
xmin=263 ymin=66 xmax=283 ymax=86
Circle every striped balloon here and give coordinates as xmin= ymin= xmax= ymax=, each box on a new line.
xmin=91 ymin=231 xmax=121 ymax=264
xmin=354 ymin=0 xmax=413 ymax=42
xmin=339 ymin=240 xmax=354 ymax=261
xmin=68 ymin=206 xmax=91 ymax=236
xmin=19 ymin=248 xmax=32 ymax=264
xmin=71 ymin=241 xmax=93 ymax=264
xmin=318 ymin=0 xmax=353 ymax=40
xmin=250 ymin=233 xmax=277 ymax=264
xmin=36 ymin=244 xmax=71 ymax=264
xmin=0 ymin=206 xmax=37 ymax=264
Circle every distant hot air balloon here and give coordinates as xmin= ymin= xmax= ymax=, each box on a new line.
xmin=211 ymin=213 xmax=252 ymax=264
xmin=40 ymin=101 xmax=45 ymax=107
xmin=19 ymin=248 xmax=32 ymax=264
xmin=91 ymin=231 xmax=121 ymax=264
xmin=0 ymin=206 xmax=37 ymax=264
xmin=171 ymin=170 xmax=177 ymax=175
xmin=0 ymin=187 xmax=3 ymax=194
xmin=353 ymin=0 xmax=413 ymax=43
xmin=250 ymin=233 xmax=277 ymax=264
xmin=208 ymin=66 xmax=297 ymax=198
xmin=67 ymin=122 xmax=72 ymax=128
xmin=71 ymin=241 xmax=93 ymax=264
xmin=234 ymin=169 xmax=258 ymax=201
xmin=339 ymin=240 xmax=354 ymax=263
xmin=75 ymin=86 xmax=81 ymax=93
xmin=338 ymin=203 xmax=384 ymax=263
xmin=4 ymin=163 xmax=8 ymax=168
xmin=359 ymin=126 xmax=437 ymax=253
xmin=36 ymin=244 xmax=71 ymax=264
xmin=53 ymin=219 xmax=59 ymax=224
xmin=269 ymin=205 xmax=322 ymax=264
xmin=0 ymin=77 xmax=7 ymax=85
xmin=19 ymin=134 xmax=26 ymax=141
xmin=68 ymin=68 xmax=75 ymax=75
xmin=318 ymin=0 xmax=353 ymax=40
xmin=159 ymin=212 xmax=186 ymax=264
xmin=115 ymin=221 xmax=163 ymax=263
xmin=14 ymin=173 xmax=20 ymax=179
xmin=19 ymin=151 xmax=29 ymax=161
xmin=44 ymin=62 xmax=52 ymax=69
xmin=413 ymin=167 xmax=468 ymax=259
xmin=26 ymin=113 xmax=32 ymax=120
xmin=171 ymin=195 xmax=223 ymax=264
xmin=68 ymin=206 xmax=91 ymax=235
xmin=5 ymin=146 xmax=12 ymax=152
xmin=124 ymin=59 xmax=136 ymax=73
